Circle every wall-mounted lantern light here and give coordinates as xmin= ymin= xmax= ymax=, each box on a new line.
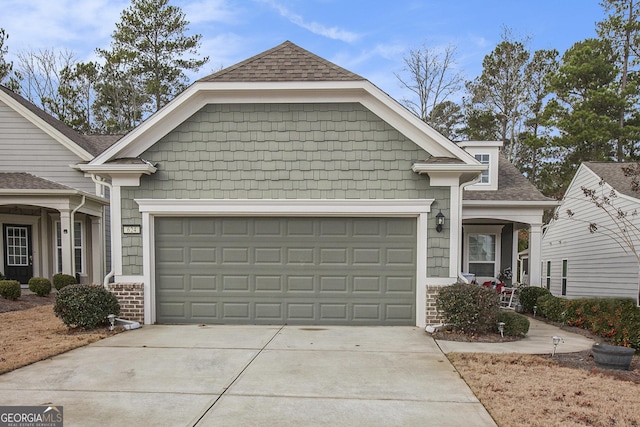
xmin=436 ymin=211 xmax=445 ymax=233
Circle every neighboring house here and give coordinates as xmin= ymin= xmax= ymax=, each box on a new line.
xmin=0 ymin=85 xmax=117 ymax=285
xmin=80 ymin=41 xmax=555 ymax=326
xmin=542 ymin=162 xmax=640 ymax=303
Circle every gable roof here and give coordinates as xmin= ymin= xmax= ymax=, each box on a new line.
xmin=584 ymin=161 xmax=640 ymax=199
xmin=89 ymin=41 xmax=479 ymax=167
xmin=198 ymin=41 xmax=364 ymax=83
xmin=463 ymin=154 xmax=555 ymax=203
xmin=0 ymin=85 xmax=119 ymax=157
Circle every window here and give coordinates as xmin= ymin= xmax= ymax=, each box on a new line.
xmin=475 ymin=154 xmax=490 ymax=184
xmin=561 ymin=259 xmax=568 ymax=296
xmin=468 ymin=233 xmax=497 ymax=277
xmin=5 ymin=226 xmax=29 ymax=266
xmin=546 ymin=261 xmax=551 ymax=290
xmin=55 ymin=221 xmax=83 ymax=274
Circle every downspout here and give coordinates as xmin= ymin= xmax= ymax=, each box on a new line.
xmin=91 ymin=174 xmax=114 ymax=288
xmin=458 ymin=174 xmax=482 ymax=273
xmin=70 ymin=195 xmax=86 ymax=279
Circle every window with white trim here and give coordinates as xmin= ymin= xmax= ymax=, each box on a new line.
xmin=468 ymin=233 xmax=497 ymax=277
xmin=561 ymin=259 xmax=568 ymax=296
xmin=474 ymin=153 xmax=490 ymax=184
xmin=546 ymin=261 xmax=551 ymax=290
xmin=55 ymin=221 xmax=84 ymax=274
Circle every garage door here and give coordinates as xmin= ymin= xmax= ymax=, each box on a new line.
xmin=155 ymin=217 xmax=416 ymax=325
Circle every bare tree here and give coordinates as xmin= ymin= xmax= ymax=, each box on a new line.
xmin=15 ymin=48 xmax=76 ymax=114
xmin=395 ymin=44 xmax=464 ymax=139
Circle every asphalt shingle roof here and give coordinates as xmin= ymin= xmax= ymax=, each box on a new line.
xmin=0 ymin=172 xmax=74 ymax=191
xmin=0 ymin=85 xmax=120 ymax=156
xmin=463 ymin=154 xmax=554 ymax=202
xmin=584 ymin=162 xmax=640 ymax=199
xmin=198 ymin=41 xmax=365 ymax=83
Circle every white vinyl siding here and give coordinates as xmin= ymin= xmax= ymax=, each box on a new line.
xmin=0 ymin=101 xmax=94 ymax=193
xmin=541 ymin=165 xmax=640 ymax=300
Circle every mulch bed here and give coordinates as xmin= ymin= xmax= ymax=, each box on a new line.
xmin=0 ymin=293 xmax=56 ymax=313
xmin=433 ymin=313 xmax=640 ymax=384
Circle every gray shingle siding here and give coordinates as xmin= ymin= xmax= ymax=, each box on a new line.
xmin=120 ymin=102 xmax=450 ymax=276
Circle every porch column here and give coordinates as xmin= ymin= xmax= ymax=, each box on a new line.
xmin=528 ymin=223 xmax=542 ymax=286
xmin=91 ymin=216 xmax=103 ymax=285
xmin=59 ymin=209 xmax=74 ymax=275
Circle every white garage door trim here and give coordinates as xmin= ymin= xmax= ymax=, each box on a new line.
xmin=136 ymin=199 xmax=434 ymax=326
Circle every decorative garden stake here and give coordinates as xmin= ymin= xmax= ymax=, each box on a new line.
xmin=498 ymin=322 xmax=505 ymax=338
xmin=552 ymin=336 xmax=564 ymax=357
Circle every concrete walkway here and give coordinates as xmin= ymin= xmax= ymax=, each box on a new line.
xmin=0 ymin=325 xmax=497 ymax=427
xmin=435 ymin=316 xmax=595 ymax=354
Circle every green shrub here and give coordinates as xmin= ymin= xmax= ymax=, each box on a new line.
xmin=518 ymin=286 xmax=550 ymax=313
xmin=28 ymin=277 xmax=52 ymax=297
xmin=537 ymin=294 xmax=567 ymax=322
xmin=436 ymin=283 xmax=500 ymax=334
xmin=54 ymin=285 xmax=120 ymax=329
xmin=0 ymin=280 xmax=21 ymax=300
xmin=498 ymin=310 xmax=530 ymax=337
xmin=562 ymin=297 xmax=640 ymax=349
xmin=53 ymin=273 xmax=77 ymax=291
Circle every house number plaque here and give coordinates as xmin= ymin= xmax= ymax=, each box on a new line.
xmin=123 ymin=225 xmax=141 ymax=234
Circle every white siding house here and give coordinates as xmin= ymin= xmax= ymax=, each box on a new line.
xmin=0 ymin=85 xmax=118 ymax=285
xmin=542 ymin=162 xmax=640 ymax=302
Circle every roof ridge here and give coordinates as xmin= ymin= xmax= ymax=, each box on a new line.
xmin=197 ymin=41 xmax=365 ymax=83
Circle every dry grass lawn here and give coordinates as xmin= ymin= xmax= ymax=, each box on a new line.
xmin=449 ymin=352 xmax=640 ymax=427
xmin=0 ymin=305 xmax=114 ymax=374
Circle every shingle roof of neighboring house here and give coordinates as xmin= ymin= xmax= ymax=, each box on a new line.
xmin=198 ymin=41 xmax=365 ymax=82
xmin=0 ymin=85 xmax=121 ymax=156
xmin=464 ymin=154 xmax=554 ymax=202
xmin=0 ymin=172 xmax=74 ymax=191
xmin=584 ymin=161 xmax=640 ymax=199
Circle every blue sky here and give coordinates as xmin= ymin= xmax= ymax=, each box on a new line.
xmin=2 ymin=0 xmax=605 ymax=101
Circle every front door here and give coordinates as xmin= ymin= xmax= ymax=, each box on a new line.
xmin=3 ymin=224 xmax=33 ymax=284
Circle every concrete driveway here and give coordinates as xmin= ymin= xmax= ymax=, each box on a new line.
xmin=0 ymin=325 xmax=496 ymax=426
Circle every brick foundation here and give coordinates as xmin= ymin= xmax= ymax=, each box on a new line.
xmin=425 ymin=285 xmax=446 ymax=325
xmin=107 ymin=283 xmax=144 ymax=324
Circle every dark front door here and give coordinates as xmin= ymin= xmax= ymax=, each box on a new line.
xmin=3 ymin=224 xmax=33 ymax=284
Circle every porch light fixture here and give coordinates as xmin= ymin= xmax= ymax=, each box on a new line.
xmin=435 ymin=211 xmax=445 ymax=233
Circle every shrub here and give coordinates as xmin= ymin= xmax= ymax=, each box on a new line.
xmin=518 ymin=286 xmax=550 ymax=313
xmin=537 ymin=294 xmax=567 ymax=322
xmin=436 ymin=283 xmax=500 ymax=334
xmin=0 ymin=280 xmax=21 ymax=300
xmin=562 ymin=297 xmax=640 ymax=349
xmin=53 ymin=273 xmax=77 ymax=291
xmin=54 ymin=285 xmax=120 ymax=329
xmin=28 ymin=277 xmax=52 ymax=297
xmin=498 ymin=310 xmax=530 ymax=337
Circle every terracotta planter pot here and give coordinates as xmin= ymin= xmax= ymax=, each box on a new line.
xmin=592 ymin=344 xmax=635 ymax=371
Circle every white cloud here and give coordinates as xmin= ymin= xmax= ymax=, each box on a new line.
xmin=257 ymin=0 xmax=361 ymax=43
xmin=181 ymin=0 xmax=242 ymax=25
